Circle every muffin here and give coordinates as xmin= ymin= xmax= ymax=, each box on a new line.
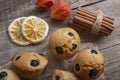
xmin=12 ymin=52 xmax=48 ymax=79
xmin=51 ymin=69 xmax=77 ymax=80
xmin=73 ymin=49 xmax=105 ymax=80
xmin=0 ymin=69 xmax=20 ymax=80
xmin=49 ymin=28 xmax=81 ymax=60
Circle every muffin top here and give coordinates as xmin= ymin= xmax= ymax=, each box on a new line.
xmin=51 ymin=69 xmax=77 ymax=80
xmin=73 ymin=49 xmax=105 ymax=80
xmin=49 ymin=28 xmax=81 ymax=59
xmin=74 ymin=49 xmax=105 ymax=67
xmin=13 ymin=52 xmax=48 ymax=71
xmin=0 ymin=69 xmax=20 ymax=80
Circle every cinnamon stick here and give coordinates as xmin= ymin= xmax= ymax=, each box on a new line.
xmin=76 ymin=14 xmax=113 ymax=32
xmin=76 ymin=11 xmax=114 ymax=29
xmin=75 ymin=15 xmax=112 ymax=34
xmin=69 ymin=20 xmax=89 ymax=31
xmin=73 ymin=18 xmax=111 ymax=35
xmin=77 ymin=7 xmax=114 ymax=24
xmin=69 ymin=20 xmax=108 ymax=36
xmin=69 ymin=7 xmax=114 ymax=36
xmin=76 ymin=11 xmax=114 ymax=30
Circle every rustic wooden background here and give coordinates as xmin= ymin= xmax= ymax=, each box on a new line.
xmin=0 ymin=0 xmax=120 ymax=80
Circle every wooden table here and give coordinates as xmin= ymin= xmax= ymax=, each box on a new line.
xmin=0 ymin=0 xmax=119 ymax=80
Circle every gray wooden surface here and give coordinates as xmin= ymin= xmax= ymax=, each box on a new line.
xmin=0 ymin=0 xmax=120 ymax=80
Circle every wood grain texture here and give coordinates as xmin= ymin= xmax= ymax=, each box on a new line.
xmin=0 ymin=0 xmax=120 ymax=80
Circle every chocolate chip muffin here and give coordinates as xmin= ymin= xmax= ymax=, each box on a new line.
xmin=0 ymin=69 xmax=20 ymax=80
xmin=51 ymin=69 xmax=77 ymax=80
xmin=49 ymin=28 xmax=81 ymax=60
xmin=12 ymin=52 xmax=48 ymax=79
xmin=73 ymin=49 xmax=105 ymax=80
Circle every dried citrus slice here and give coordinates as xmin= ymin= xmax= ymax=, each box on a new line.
xmin=8 ymin=17 xmax=30 ymax=46
xmin=22 ymin=16 xmax=49 ymax=43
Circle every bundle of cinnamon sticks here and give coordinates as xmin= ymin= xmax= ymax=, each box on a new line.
xmin=69 ymin=7 xmax=114 ymax=36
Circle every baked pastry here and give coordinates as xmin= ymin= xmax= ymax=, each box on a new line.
xmin=73 ymin=49 xmax=105 ymax=80
xmin=51 ymin=69 xmax=77 ymax=80
xmin=12 ymin=52 xmax=48 ymax=79
xmin=0 ymin=69 xmax=20 ymax=80
xmin=49 ymin=28 xmax=81 ymax=60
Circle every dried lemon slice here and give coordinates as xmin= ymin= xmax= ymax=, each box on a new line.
xmin=22 ymin=16 xmax=49 ymax=43
xmin=8 ymin=17 xmax=30 ymax=46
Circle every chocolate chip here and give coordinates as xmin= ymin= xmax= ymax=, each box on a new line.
xmin=55 ymin=75 xmax=60 ymax=80
xmin=75 ymin=63 xmax=80 ymax=71
xmin=15 ymin=56 xmax=21 ymax=60
xmin=89 ymin=69 xmax=99 ymax=77
xmin=56 ymin=47 xmax=63 ymax=54
xmin=71 ymin=44 xmax=77 ymax=50
xmin=91 ymin=50 xmax=98 ymax=54
xmin=0 ymin=72 xmax=8 ymax=78
xmin=31 ymin=60 xmax=39 ymax=67
xmin=68 ymin=32 xmax=74 ymax=36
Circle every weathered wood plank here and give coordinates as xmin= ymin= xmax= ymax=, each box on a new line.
xmin=1 ymin=0 xmax=120 ymax=80
xmin=101 ymin=44 xmax=120 ymax=80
